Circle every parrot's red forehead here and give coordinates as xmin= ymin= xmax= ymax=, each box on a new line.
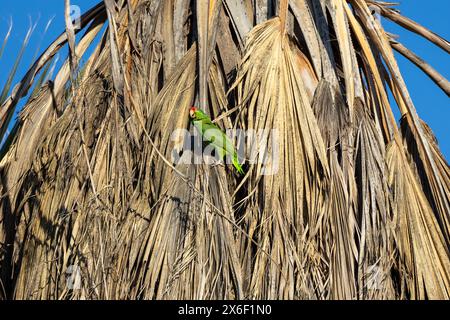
xmin=189 ymin=106 xmax=198 ymax=118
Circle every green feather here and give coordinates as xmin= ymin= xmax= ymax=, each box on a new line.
xmin=232 ymin=153 xmax=245 ymax=175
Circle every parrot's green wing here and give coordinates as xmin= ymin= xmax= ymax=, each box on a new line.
xmin=203 ymin=126 xmax=235 ymax=154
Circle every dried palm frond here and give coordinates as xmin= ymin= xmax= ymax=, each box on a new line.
xmin=231 ymin=17 xmax=330 ymax=299
xmin=387 ymin=141 xmax=450 ymax=299
xmin=0 ymin=0 xmax=449 ymax=300
xmin=353 ymin=102 xmax=396 ymax=299
xmin=312 ymin=80 xmax=358 ymax=299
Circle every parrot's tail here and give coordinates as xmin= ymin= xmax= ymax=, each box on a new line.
xmin=232 ymin=154 xmax=245 ymax=175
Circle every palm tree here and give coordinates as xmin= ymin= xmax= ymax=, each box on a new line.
xmin=0 ymin=0 xmax=449 ymax=300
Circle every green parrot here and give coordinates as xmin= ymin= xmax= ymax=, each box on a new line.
xmin=189 ymin=106 xmax=244 ymax=175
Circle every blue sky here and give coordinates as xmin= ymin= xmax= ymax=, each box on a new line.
xmin=0 ymin=0 xmax=449 ymax=159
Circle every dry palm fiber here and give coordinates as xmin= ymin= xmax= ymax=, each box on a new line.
xmin=0 ymin=0 xmax=448 ymax=300
xmin=231 ymin=18 xmax=330 ymax=299
xmin=387 ymin=140 xmax=450 ymax=299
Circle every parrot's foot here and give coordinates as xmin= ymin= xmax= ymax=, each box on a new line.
xmin=203 ymin=155 xmax=224 ymax=169
xmin=211 ymin=160 xmax=225 ymax=169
